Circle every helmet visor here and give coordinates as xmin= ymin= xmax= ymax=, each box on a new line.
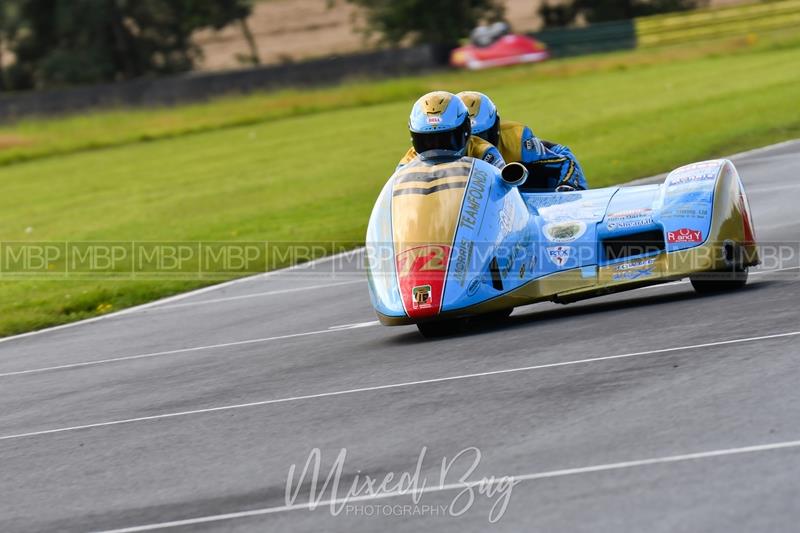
xmin=474 ymin=115 xmax=500 ymax=147
xmin=411 ymin=117 xmax=470 ymax=155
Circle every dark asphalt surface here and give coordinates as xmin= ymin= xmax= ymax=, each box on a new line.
xmin=1 ymin=141 xmax=799 ymax=532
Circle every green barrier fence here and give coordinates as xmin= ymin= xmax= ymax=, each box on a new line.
xmin=534 ymin=20 xmax=637 ymax=57
xmin=636 ymin=0 xmax=800 ymax=46
xmin=533 ymin=0 xmax=800 ymax=57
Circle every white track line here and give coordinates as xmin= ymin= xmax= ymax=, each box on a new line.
xmin=146 ymin=279 xmax=363 ymax=311
xmin=633 ymin=265 xmax=799 ymax=292
xmin=1 ymin=329 xmax=797 ymax=442
xmin=1 ymin=265 xmax=796 ymax=379
xmin=728 ymin=138 xmax=800 ymax=160
xmin=95 ymin=437 xmax=800 ymax=532
xmin=0 ymin=321 xmax=379 ymax=379
xmin=751 ymin=265 xmax=799 ymax=275
xmin=0 ymin=248 xmax=365 ymax=346
xmin=627 ymin=138 xmax=800 ymax=185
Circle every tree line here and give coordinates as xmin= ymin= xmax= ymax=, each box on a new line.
xmin=0 ymin=0 xmax=253 ymax=91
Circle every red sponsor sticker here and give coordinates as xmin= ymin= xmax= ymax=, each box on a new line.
xmin=396 ymin=245 xmax=451 ymax=319
xmin=667 ymin=228 xmax=703 ymax=244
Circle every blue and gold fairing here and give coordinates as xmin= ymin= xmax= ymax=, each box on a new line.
xmin=367 ymin=156 xmax=755 ymax=325
xmin=442 ymin=170 xmax=615 ymax=311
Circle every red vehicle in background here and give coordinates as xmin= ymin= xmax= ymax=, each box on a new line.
xmin=450 ymin=22 xmax=549 ymax=70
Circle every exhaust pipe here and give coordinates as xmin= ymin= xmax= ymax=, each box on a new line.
xmin=501 ymin=162 xmax=528 ymax=187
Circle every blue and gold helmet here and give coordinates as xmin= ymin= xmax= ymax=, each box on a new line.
xmin=409 ymin=91 xmax=471 ymax=155
xmin=457 ymin=91 xmax=500 ymax=146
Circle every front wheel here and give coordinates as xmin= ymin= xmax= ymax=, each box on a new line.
xmin=479 ymin=308 xmax=514 ymax=322
xmin=690 ymin=267 xmax=748 ymax=294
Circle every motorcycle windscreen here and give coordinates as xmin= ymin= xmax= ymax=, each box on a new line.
xmin=391 ymin=159 xmax=474 ymax=319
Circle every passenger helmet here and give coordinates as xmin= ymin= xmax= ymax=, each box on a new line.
xmin=457 ymin=91 xmax=500 ymax=146
xmin=409 ymin=91 xmax=472 ymax=155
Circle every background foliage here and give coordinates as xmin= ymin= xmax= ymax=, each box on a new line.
xmin=540 ymin=0 xmax=709 ymax=27
xmin=0 ymin=0 xmax=252 ymax=90
xmin=345 ymin=0 xmax=505 ymax=63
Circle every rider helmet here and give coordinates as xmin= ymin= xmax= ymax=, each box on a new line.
xmin=457 ymin=91 xmax=500 ymax=146
xmin=409 ymin=91 xmax=472 ymax=156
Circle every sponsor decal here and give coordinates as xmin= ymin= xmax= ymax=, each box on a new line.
xmin=613 ymin=266 xmax=655 ymax=281
xmin=667 ymin=162 xmax=720 ymax=185
xmin=500 ymin=242 xmax=528 ymax=279
xmin=499 ymin=196 xmax=516 ymax=237
xmin=606 ymin=208 xmax=654 ymax=230
xmin=483 ymin=152 xmax=495 ymax=164
xmin=526 ymin=193 xmax=583 ymax=209
xmin=426 ymin=116 xmax=442 ymax=125
xmin=607 ymin=208 xmax=652 ymax=219
xmin=614 ymin=258 xmax=656 ymax=272
xmin=453 ymin=238 xmax=474 ymax=286
xmin=680 ymin=161 xmax=721 ymax=171
xmin=546 ymin=246 xmax=572 ymax=267
xmin=674 ymin=191 xmax=713 ymax=203
xmin=543 ymin=221 xmax=587 ymax=243
xmin=459 ymin=170 xmax=489 ymax=230
xmin=607 ymin=218 xmax=654 ymax=230
xmin=467 ymin=277 xmax=481 ymax=296
xmin=667 ymin=228 xmax=703 ymax=244
xmin=661 ymin=206 xmax=709 ymax=219
xmin=524 ymin=137 xmax=544 ymax=155
xmin=611 ymin=257 xmax=657 ymax=281
xmin=668 ymin=172 xmax=717 ymax=187
xmin=412 ymin=285 xmax=432 ymax=309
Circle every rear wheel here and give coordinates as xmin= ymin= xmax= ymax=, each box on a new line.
xmin=690 ymin=267 xmax=748 ymax=294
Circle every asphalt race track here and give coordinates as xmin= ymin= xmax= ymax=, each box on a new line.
xmin=1 ymin=141 xmax=799 ymax=532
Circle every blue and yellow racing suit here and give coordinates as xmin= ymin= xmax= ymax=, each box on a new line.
xmin=399 ymin=135 xmax=506 ymax=170
xmin=496 ymin=121 xmax=587 ymax=190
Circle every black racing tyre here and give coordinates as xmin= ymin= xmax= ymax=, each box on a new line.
xmin=690 ymin=267 xmax=748 ymax=294
xmin=416 ymin=318 xmax=468 ymax=338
